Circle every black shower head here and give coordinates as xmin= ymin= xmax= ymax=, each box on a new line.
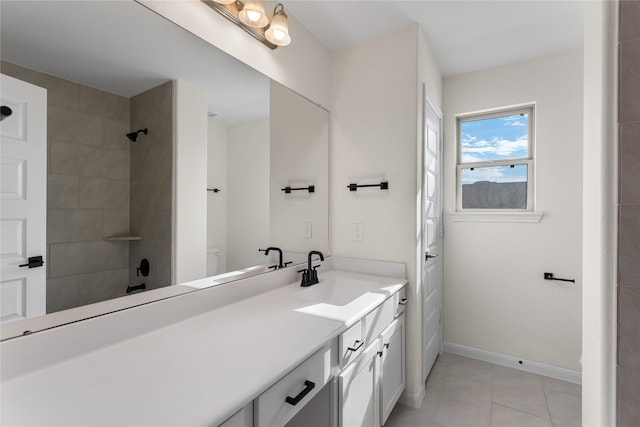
xmin=126 ymin=128 xmax=148 ymax=142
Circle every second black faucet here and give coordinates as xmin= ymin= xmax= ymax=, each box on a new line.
xmin=300 ymin=250 xmax=325 ymax=287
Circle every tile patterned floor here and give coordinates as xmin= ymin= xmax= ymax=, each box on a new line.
xmin=385 ymin=353 xmax=581 ymax=427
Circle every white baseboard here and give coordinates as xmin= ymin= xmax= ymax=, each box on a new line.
xmin=443 ymin=342 xmax=582 ymax=385
xmin=397 ymin=384 xmax=425 ymax=409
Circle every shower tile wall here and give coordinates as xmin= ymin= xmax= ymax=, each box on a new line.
xmin=618 ymin=1 xmax=640 ymax=426
xmin=129 ymin=82 xmax=173 ymax=290
xmin=1 ymin=61 xmax=131 ymax=313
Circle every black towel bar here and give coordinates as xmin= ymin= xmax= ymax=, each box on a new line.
xmin=348 ymin=181 xmax=389 ymax=191
xmin=543 ymin=272 xmax=575 ymax=283
xmin=282 ymin=185 xmax=314 ymax=194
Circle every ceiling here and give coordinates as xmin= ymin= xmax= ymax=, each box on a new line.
xmin=286 ymin=0 xmax=584 ymax=77
xmin=0 ymin=1 xmax=270 ymax=125
xmin=0 ymin=1 xmax=584 ymax=124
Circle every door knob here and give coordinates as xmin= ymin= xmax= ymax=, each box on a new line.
xmin=19 ymin=256 xmax=44 ymax=268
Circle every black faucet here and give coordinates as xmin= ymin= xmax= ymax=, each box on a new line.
xmin=258 ymin=247 xmax=291 ymax=269
xmin=300 ymin=250 xmax=325 ymax=287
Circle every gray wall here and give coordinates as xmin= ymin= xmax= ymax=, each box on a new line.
xmin=129 ymin=82 xmax=173 ymax=290
xmin=1 ymin=61 xmax=132 ymax=313
xmin=462 ymin=181 xmax=527 ymax=209
xmin=1 ymin=61 xmax=174 ymax=313
xmin=617 ymin=1 xmax=640 ymax=425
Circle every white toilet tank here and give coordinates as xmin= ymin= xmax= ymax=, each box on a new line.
xmin=207 ymin=248 xmax=221 ymax=276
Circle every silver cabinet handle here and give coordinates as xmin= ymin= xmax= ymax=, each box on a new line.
xmin=399 ymin=298 xmax=408 ymax=306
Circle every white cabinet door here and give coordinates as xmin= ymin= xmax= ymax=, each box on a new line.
xmin=379 ymin=314 xmax=405 ymax=425
xmin=339 ymin=339 xmax=379 ymax=427
xmin=0 ymin=74 xmax=47 ymax=323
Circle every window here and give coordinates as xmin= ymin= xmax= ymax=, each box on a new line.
xmin=456 ymin=106 xmax=534 ymax=212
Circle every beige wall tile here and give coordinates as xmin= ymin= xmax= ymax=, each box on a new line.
xmin=48 ymin=174 xmax=79 ymax=209
xmin=48 ymin=105 xmax=104 ymax=146
xmin=618 ymin=366 xmax=640 ymax=427
xmin=620 ymin=122 xmax=640 ymax=204
xmin=47 ymin=209 xmax=104 ymax=243
xmin=130 ymin=80 xmax=172 ymax=115
xmin=78 ymin=268 xmax=129 ymax=306
xmin=620 ymin=1 xmax=640 ymax=42
xmin=79 ymin=177 xmax=129 ymax=210
xmin=104 ymin=118 xmax=132 ymax=149
xmin=49 ymin=241 xmax=129 ymax=278
xmin=619 ymin=286 xmax=640 ymax=370
xmin=46 ymin=275 xmax=79 ymax=314
xmin=79 ymin=86 xmax=129 ymax=122
xmin=103 ymin=209 xmax=130 ymax=238
xmin=103 ymin=147 xmax=130 ymax=180
xmin=620 ymin=39 xmax=640 ymax=124
xmin=50 ymin=139 xmax=102 ymax=177
xmin=619 ymin=205 xmax=640 ymax=286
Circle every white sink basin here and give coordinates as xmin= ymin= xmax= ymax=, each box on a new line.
xmin=295 ymin=277 xmax=379 ymax=306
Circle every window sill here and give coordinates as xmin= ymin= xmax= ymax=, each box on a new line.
xmin=449 ymin=212 xmax=544 ymax=223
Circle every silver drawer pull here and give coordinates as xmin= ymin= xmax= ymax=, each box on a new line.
xmin=347 ymin=340 xmax=364 ymax=352
xmin=399 ymin=298 xmax=408 ymax=306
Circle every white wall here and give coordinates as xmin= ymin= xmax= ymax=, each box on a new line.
xmin=442 ymin=50 xmax=584 ymax=371
xmin=137 ymin=0 xmax=331 ymax=109
xmin=207 ymin=120 xmax=228 ymax=274
xmin=173 ymin=80 xmax=209 ymax=284
xmin=331 ymin=24 xmax=442 ymax=398
xmin=270 ymin=81 xmax=330 ymax=254
xmin=227 ymin=119 xmax=270 ymax=271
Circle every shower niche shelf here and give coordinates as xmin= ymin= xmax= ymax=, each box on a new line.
xmin=104 ymin=236 xmax=142 ymax=241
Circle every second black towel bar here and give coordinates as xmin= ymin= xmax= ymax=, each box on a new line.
xmin=282 ymin=185 xmax=315 ymax=193
xmin=348 ymin=181 xmax=389 ymax=191
xmin=544 ymin=272 xmax=575 ymax=283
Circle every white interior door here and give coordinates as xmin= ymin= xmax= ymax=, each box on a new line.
xmin=0 ymin=73 xmax=47 ymax=323
xmin=422 ymin=89 xmax=443 ymax=381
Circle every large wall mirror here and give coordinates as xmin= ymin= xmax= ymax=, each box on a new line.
xmin=0 ymin=0 xmax=329 ymax=339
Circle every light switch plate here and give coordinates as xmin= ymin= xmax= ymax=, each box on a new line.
xmin=353 ymin=223 xmax=363 ymax=242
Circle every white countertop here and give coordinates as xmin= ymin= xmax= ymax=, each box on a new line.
xmin=1 ymin=269 xmax=406 ymax=426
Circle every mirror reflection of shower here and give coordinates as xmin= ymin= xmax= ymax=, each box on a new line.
xmin=126 ymin=128 xmax=148 ymax=142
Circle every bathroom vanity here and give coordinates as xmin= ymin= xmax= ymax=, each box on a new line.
xmin=0 ymin=257 xmax=406 ymax=426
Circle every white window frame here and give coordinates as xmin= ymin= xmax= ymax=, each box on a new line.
xmin=454 ymin=105 xmax=541 ymax=221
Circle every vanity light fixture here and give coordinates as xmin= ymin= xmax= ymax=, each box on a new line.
xmin=204 ymin=0 xmax=291 ymax=49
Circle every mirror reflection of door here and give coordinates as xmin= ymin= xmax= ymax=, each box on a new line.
xmin=0 ymin=74 xmax=47 ymax=323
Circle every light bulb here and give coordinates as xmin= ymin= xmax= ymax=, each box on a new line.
xmin=238 ymin=0 xmax=268 ymax=28
xmin=265 ymin=3 xmax=291 ymax=46
xmin=246 ymin=10 xmax=262 ymax=22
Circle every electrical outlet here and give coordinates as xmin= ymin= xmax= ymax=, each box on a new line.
xmin=304 ymin=221 xmax=312 ymax=239
xmin=353 ymin=223 xmax=363 ymax=242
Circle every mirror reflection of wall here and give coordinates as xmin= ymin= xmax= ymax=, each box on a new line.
xmin=270 ymin=81 xmax=330 ymax=255
xmin=1 ymin=61 xmax=174 ymax=314
xmin=0 ymin=0 xmax=329 ymax=337
xmin=207 ymin=118 xmax=270 ymax=275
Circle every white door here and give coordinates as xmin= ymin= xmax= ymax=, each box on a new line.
xmin=339 ymin=339 xmax=379 ymax=427
xmin=422 ymin=89 xmax=443 ymax=381
xmin=0 ymin=74 xmax=47 ymax=323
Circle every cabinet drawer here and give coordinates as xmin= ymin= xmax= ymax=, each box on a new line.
xmin=255 ymin=346 xmax=332 ymax=427
xmin=364 ymin=297 xmax=395 ymax=344
xmin=339 ymin=321 xmax=364 ymax=369
xmin=395 ymin=288 xmax=407 ymax=317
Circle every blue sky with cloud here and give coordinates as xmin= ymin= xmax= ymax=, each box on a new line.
xmin=460 ymin=113 xmax=529 ymax=184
